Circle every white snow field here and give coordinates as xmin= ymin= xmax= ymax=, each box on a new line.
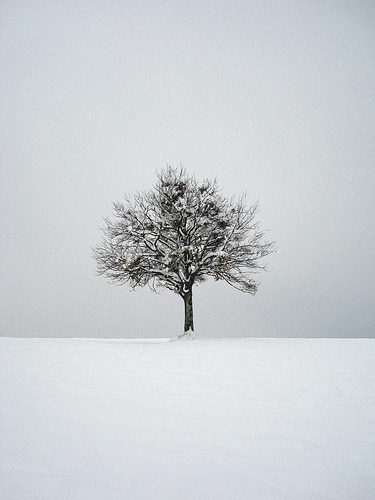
xmin=1 ymin=338 xmax=374 ymax=500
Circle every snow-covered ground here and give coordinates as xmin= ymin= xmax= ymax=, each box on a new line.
xmin=1 ymin=337 xmax=374 ymax=500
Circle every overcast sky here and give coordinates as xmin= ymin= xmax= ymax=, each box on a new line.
xmin=1 ymin=0 xmax=374 ymax=338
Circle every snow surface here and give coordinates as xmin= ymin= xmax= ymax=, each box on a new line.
xmin=1 ymin=337 xmax=374 ymax=499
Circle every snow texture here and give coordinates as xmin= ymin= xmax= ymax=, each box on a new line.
xmin=1 ymin=337 xmax=374 ymax=499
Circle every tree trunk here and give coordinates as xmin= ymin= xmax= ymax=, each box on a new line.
xmin=183 ymin=288 xmax=194 ymax=336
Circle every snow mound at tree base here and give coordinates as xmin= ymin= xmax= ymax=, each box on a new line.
xmin=176 ymin=328 xmax=197 ymax=340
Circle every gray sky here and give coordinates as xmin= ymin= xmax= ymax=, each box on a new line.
xmin=1 ymin=0 xmax=374 ymax=338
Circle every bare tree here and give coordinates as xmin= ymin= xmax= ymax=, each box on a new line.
xmin=94 ymin=166 xmax=275 ymax=338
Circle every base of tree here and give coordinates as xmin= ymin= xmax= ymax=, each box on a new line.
xmin=177 ymin=329 xmax=196 ymax=340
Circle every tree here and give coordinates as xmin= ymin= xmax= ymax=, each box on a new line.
xmin=94 ymin=166 xmax=275 ymax=338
